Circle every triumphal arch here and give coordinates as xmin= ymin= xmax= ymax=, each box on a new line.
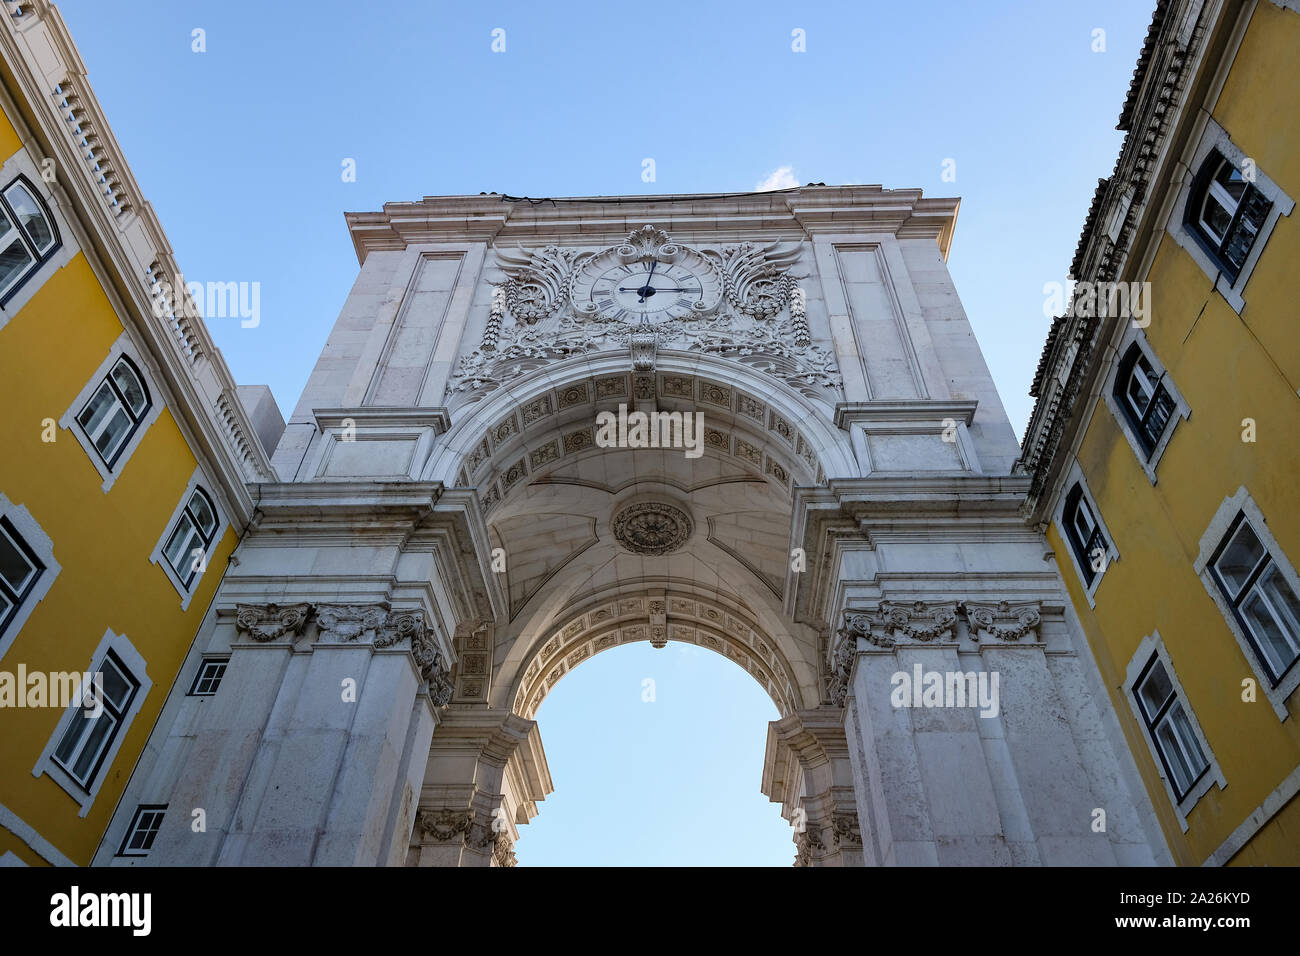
xmin=97 ymin=186 xmax=1164 ymax=866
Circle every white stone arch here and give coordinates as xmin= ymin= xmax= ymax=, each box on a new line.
xmin=419 ymin=349 xmax=858 ymax=491
xmin=503 ymin=589 xmax=804 ymax=719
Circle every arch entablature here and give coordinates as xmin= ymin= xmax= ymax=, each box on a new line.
xmin=508 ymin=589 xmax=804 ymax=719
xmin=420 ymin=351 xmax=858 ymax=509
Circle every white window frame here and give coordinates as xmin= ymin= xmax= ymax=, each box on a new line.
xmin=31 ymin=628 xmax=152 ymax=816
xmin=1124 ymin=632 xmax=1225 ymax=832
xmin=1053 ymin=461 xmax=1119 ymax=607
xmin=1169 ymin=119 xmax=1295 ymax=314
xmin=1194 ymin=486 xmax=1300 ymax=719
xmin=0 ymin=148 xmax=78 ymax=332
xmin=0 ymin=493 xmax=60 ymax=662
xmin=187 ymin=657 xmax=228 ymax=696
xmin=1101 ymin=328 xmax=1190 ymax=483
xmin=150 ymin=467 xmax=226 ymax=609
xmin=117 ymin=804 xmax=167 ymax=858
xmin=60 ymin=332 xmax=165 ymax=492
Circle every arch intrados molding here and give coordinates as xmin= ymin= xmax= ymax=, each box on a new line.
xmin=504 ymin=590 xmax=804 ymax=718
xmin=422 ymin=351 xmax=856 ymax=490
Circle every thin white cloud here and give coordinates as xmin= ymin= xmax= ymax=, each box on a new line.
xmin=756 ymin=166 xmax=798 ymax=191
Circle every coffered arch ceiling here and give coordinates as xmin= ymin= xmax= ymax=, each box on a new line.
xmin=419 ymin=351 xmax=858 ymax=494
xmin=447 ymin=356 xmax=844 ymax=714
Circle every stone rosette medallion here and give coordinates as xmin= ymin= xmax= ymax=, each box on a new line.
xmin=611 ymin=501 xmax=693 ymax=556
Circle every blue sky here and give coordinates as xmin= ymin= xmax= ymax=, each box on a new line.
xmin=55 ymin=0 xmax=1156 ymax=865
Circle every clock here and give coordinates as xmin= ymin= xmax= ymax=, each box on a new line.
xmin=571 ymin=245 xmax=722 ymax=322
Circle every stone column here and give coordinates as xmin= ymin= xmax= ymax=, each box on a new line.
xmin=144 ymin=603 xmax=310 ymax=866
xmin=967 ymin=601 xmax=1118 ymax=866
xmin=763 ymin=709 xmax=864 ymax=867
xmin=836 ymin=601 xmax=1012 ymax=865
xmin=411 ymin=708 xmax=551 ymax=867
xmin=217 ymin=603 xmax=448 ymax=866
xmin=834 ymin=599 xmax=1133 ymax=865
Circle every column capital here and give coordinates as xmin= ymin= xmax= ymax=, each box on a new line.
xmin=234 ymin=602 xmax=312 ymax=643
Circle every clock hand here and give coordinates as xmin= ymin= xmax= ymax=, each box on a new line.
xmin=618 ymin=286 xmax=698 ymax=293
xmin=638 ymin=260 xmax=658 ymax=302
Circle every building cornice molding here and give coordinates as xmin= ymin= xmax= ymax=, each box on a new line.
xmin=344 ymin=185 xmax=961 ymax=264
xmin=0 ymin=3 xmax=274 ymax=520
xmin=1016 ymin=0 xmax=1232 ymax=519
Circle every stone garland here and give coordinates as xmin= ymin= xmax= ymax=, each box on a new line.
xmin=413 ymin=807 xmax=518 ymax=866
xmin=825 ymin=600 xmax=1044 ymax=706
xmin=234 ymin=602 xmax=454 ymax=705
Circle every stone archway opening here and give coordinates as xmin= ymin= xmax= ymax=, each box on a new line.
xmin=523 ymin=638 xmax=794 ymax=865
xmin=408 ymin=358 xmax=860 ymax=866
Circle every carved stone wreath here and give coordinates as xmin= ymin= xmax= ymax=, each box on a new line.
xmin=611 ymin=502 xmax=693 ymax=556
xmin=445 ymin=226 xmax=843 ymax=405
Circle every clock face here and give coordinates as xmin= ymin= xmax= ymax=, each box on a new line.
xmin=572 ymin=249 xmax=722 ymax=322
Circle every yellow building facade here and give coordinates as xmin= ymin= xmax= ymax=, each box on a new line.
xmin=1020 ymin=0 xmax=1300 ymax=865
xmin=0 ymin=5 xmax=275 ymax=865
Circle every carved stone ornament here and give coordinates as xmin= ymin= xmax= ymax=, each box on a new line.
xmin=415 ymin=808 xmax=473 ymax=843
xmin=446 ymin=226 xmax=842 ymax=406
xmin=964 ymin=601 xmax=1042 ymax=643
xmin=611 ymin=501 xmax=693 ymax=556
xmin=629 ymin=317 xmax=657 ymax=371
xmin=826 ymin=631 xmax=858 ymax=707
xmin=376 ymin=608 xmax=425 ymax=648
xmin=493 ymin=831 xmax=518 ymax=868
xmin=832 ymin=811 xmax=863 ymax=848
xmin=839 ymin=601 xmax=959 ymax=650
xmin=235 ymin=603 xmax=311 ymax=643
xmin=794 ymin=833 xmax=811 ymax=868
xmin=315 ymin=604 xmax=388 ymax=643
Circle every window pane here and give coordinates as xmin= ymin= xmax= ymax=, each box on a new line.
xmin=1166 ymin=702 xmax=1208 ymax=795
xmin=1125 ymin=363 xmax=1154 ymax=416
xmin=1071 ymin=499 xmax=1095 ymax=543
xmin=0 ymin=591 xmax=11 ymax=624
xmin=1136 ymin=659 xmax=1173 ymax=721
xmin=0 ymin=235 xmax=33 ymax=292
xmin=71 ymin=711 xmax=116 ymax=781
xmin=1155 ymin=718 xmax=1194 ymax=795
xmin=110 ymin=360 xmax=148 ymax=417
xmin=1258 ymin=565 xmax=1300 ymax=657
xmin=1215 ymin=521 xmax=1266 ymax=598
xmin=98 ymin=656 xmax=134 ymax=711
xmin=189 ymin=491 xmax=216 ymax=538
xmin=0 ymin=526 xmax=36 ymax=594
xmin=1141 ymin=386 xmax=1175 ymax=452
xmin=1241 ymin=573 xmax=1300 ymax=680
xmin=1200 ymin=193 xmax=1233 ymax=245
xmin=54 ymin=709 xmax=90 ymax=764
xmin=92 ymin=406 xmax=132 ymax=461
xmin=77 ymin=380 xmax=119 ymax=436
xmin=4 ymin=181 xmax=55 ymax=253
xmin=1214 ymin=160 xmax=1248 ymax=202
xmin=163 ymin=514 xmax=198 ymax=574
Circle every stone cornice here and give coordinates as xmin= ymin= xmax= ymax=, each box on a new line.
xmin=1016 ymin=0 xmax=1231 ymax=519
xmin=313 ymin=406 xmax=452 ymax=434
xmin=344 ymin=185 xmax=961 ymax=265
xmin=243 ymin=481 xmax=501 ymax=624
xmin=247 ymin=480 xmax=444 ymax=535
xmin=0 ymin=3 xmax=274 ymax=511
xmin=833 ymin=399 xmax=978 ymax=428
xmin=787 ymin=476 xmax=1035 ymax=630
